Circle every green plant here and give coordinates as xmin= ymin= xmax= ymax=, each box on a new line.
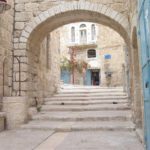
xmin=60 ymin=57 xmax=88 ymax=74
xmin=37 ymin=105 xmax=41 ymax=112
xmin=60 ymin=57 xmax=72 ymax=71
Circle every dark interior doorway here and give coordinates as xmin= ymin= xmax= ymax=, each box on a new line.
xmin=91 ymin=70 xmax=100 ymax=86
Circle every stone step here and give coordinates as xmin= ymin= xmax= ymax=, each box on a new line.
xmin=21 ymin=120 xmax=135 ymax=132
xmin=58 ymin=89 xmax=125 ymax=92
xmin=54 ymin=93 xmax=127 ymax=97
xmin=41 ymin=104 xmax=130 ymax=112
xmin=61 ymin=85 xmax=123 ymax=89
xmin=32 ymin=110 xmax=132 ymax=122
xmin=45 ymin=96 xmax=128 ymax=101
xmin=45 ymin=99 xmax=129 ymax=105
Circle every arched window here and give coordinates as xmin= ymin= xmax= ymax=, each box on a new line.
xmin=80 ymin=24 xmax=87 ymax=43
xmin=87 ymin=49 xmax=96 ymax=58
xmin=71 ymin=27 xmax=75 ymax=42
xmin=91 ymin=24 xmax=96 ymax=40
xmin=80 ymin=24 xmax=86 ymax=28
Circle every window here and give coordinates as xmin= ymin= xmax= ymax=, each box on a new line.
xmin=91 ymin=24 xmax=96 ymax=40
xmin=71 ymin=27 xmax=75 ymax=42
xmin=80 ymin=24 xmax=86 ymax=28
xmin=87 ymin=49 xmax=96 ymax=58
xmin=104 ymin=54 xmax=112 ymax=59
xmin=80 ymin=24 xmax=87 ymax=43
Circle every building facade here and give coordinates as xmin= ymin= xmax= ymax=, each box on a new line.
xmin=60 ymin=23 xmax=125 ymax=87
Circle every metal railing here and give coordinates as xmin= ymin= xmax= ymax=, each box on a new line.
xmin=2 ymin=56 xmax=21 ymax=96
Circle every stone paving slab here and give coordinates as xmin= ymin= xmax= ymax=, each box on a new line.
xmin=55 ymin=131 xmax=144 ymax=150
xmin=0 ymin=130 xmax=144 ymax=150
xmin=35 ymin=132 xmax=69 ymax=150
xmin=0 ymin=129 xmax=54 ymax=150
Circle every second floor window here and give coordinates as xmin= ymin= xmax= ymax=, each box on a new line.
xmin=71 ymin=27 xmax=75 ymax=42
xmin=87 ymin=49 xmax=96 ymax=58
xmin=91 ymin=24 xmax=96 ymax=40
xmin=80 ymin=24 xmax=87 ymax=44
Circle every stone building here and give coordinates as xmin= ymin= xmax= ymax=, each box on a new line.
xmin=60 ymin=23 xmax=125 ymax=87
xmin=0 ymin=0 xmax=148 ymax=148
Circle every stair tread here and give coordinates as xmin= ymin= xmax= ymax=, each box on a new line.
xmin=45 ymin=100 xmax=128 ymax=105
xmin=45 ymin=97 xmax=128 ymax=101
xmin=33 ymin=110 xmax=132 ymax=120
xmin=41 ymin=104 xmax=130 ymax=111
xmin=55 ymin=93 xmax=127 ymax=96
xmin=22 ymin=120 xmax=135 ymax=131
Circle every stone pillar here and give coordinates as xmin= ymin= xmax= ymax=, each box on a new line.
xmin=132 ymin=46 xmax=143 ymax=128
xmin=131 ymin=26 xmax=143 ymax=128
xmin=3 ymin=97 xmax=28 ymax=129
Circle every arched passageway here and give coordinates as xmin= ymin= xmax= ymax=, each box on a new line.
xmin=0 ymin=1 xmax=145 ymax=149
xmin=14 ymin=1 xmax=134 ymax=118
xmin=17 ymin=1 xmax=130 ymax=98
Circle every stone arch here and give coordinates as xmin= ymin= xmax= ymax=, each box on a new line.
xmin=15 ymin=1 xmax=131 ymax=103
xmin=19 ymin=1 xmax=130 ymax=46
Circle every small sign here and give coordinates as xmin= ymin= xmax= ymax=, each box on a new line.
xmin=104 ymin=54 xmax=112 ymax=59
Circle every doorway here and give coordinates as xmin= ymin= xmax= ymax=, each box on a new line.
xmin=91 ymin=70 xmax=100 ymax=86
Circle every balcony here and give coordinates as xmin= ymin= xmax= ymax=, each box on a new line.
xmin=68 ymin=41 xmax=97 ymax=50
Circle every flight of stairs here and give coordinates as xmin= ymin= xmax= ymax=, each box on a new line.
xmin=22 ymin=85 xmax=135 ymax=132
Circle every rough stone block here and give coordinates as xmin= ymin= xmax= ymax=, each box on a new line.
xmin=3 ymin=97 xmax=28 ymax=129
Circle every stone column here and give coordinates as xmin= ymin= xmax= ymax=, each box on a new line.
xmin=132 ymin=44 xmax=143 ymax=128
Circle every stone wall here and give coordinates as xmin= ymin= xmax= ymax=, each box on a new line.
xmin=97 ymin=25 xmax=125 ymax=87
xmin=27 ymin=30 xmax=60 ymax=108
xmin=128 ymin=0 xmax=144 ymax=132
xmin=0 ymin=0 xmax=14 ymax=110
